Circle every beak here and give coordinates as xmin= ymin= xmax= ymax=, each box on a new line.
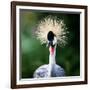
xmin=48 ymin=41 xmax=55 ymax=47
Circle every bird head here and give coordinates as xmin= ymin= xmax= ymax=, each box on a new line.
xmin=35 ymin=16 xmax=68 ymax=47
xmin=47 ymin=31 xmax=57 ymax=54
xmin=47 ymin=31 xmax=57 ymax=48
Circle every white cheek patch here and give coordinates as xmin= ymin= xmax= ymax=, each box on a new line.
xmin=53 ymin=37 xmax=57 ymax=45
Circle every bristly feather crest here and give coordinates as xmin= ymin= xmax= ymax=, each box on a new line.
xmin=35 ymin=16 xmax=68 ymax=46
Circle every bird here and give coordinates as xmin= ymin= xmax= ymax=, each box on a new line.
xmin=33 ymin=16 xmax=68 ymax=78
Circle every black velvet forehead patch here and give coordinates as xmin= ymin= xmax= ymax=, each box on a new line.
xmin=47 ymin=31 xmax=55 ymax=41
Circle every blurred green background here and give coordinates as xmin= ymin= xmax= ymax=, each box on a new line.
xmin=20 ymin=9 xmax=80 ymax=78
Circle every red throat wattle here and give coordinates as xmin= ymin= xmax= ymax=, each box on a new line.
xmin=51 ymin=47 xmax=54 ymax=55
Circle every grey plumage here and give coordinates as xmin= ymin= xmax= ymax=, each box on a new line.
xmin=33 ymin=64 xmax=65 ymax=78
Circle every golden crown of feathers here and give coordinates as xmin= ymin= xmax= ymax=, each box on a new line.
xmin=35 ymin=16 xmax=68 ymax=46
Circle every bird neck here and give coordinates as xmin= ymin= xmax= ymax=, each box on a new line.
xmin=48 ymin=46 xmax=56 ymax=77
xmin=49 ymin=46 xmax=56 ymax=64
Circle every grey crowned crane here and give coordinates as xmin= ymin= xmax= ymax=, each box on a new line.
xmin=33 ymin=16 xmax=68 ymax=78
